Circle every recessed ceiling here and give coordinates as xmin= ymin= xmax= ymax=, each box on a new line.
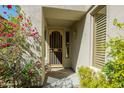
xmin=43 ymin=7 xmax=85 ymax=28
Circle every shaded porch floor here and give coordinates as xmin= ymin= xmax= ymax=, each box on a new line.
xmin=43 ymin=68 xmax=80 ymax=88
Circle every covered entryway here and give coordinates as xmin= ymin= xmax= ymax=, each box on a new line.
xmin=42 ymin=6 xmax=87 ymax=88
xmin=43 ymin=7 xmax=85 ymax=68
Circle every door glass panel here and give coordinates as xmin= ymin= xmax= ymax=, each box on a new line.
xmin=66 ymin=31 xmax=70 ymax=58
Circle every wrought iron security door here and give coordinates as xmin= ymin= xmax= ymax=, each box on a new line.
xmin=50 ymin=31 xmax=62 ymax=65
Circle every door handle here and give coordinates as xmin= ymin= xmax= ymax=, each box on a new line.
xmin=54 ymin=48 xmax=58 ymax=52
xmin=54 ymin=48 xmax=62 ymax=52
xmin=50 ymin=48 xmax=62 ymax=52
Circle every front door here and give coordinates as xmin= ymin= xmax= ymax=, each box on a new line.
xmin=49 ymin=31 xmax=62 ymax=66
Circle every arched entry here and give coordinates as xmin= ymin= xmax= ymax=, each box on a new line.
xmin=49 ymin=31 xmax=63 ymax=65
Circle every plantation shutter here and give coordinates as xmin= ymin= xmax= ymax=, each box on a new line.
xmin=93 ymin=6 xmax=106 ymax=68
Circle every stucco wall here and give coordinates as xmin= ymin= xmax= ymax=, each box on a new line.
xmin=107 ymin=5 xmax=124 ymax=38
xmin=21 ymin=5 xmax=45 ymax=85
xmin=71 ymin=13 xmax=92 ymax=71
xmin=21 ymin=6 xmax=42 ymax=35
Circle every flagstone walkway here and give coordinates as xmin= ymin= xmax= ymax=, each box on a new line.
xmin=43 ymin=68 xmax=80 ymax=88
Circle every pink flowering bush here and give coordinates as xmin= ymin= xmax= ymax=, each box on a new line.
xmin=0 ymin=5 xmax=43 ymax=88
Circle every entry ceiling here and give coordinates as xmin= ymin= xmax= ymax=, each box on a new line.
xmin=43 ymin=7 xmax=86 ymax=28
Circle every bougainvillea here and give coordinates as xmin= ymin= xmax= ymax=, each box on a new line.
xmin=7 ymin=5 xmax=13 ymax=9
xmin=0 ymin=5 xmax=43 ymax=88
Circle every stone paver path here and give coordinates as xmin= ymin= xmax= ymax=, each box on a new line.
xmin=43 ymin=68 xmax=80 ymax=88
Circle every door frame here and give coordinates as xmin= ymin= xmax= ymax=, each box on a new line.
xmin=48 ymin=28 xmax=64 ymax=67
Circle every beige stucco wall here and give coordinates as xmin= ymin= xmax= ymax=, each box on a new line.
xmin=71 ymin=12 xmax=92 ymax=71
xmin=21 ymin=6 xmax=42 ymax=35
xmin=71 ymin=6 xmax=103 ymax=72
xmin=21 ymin=5 xmax=45 ymax=85
xmin=107 ymin=5 xmax=124 ymax=38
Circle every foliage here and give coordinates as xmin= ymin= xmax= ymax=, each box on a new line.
xmin=78 ymin=38 xmax=124 ymax=88
xmin=21 ymin=60 xmax=42 ymax=80
xmin=20 ymin=60 xmax=42 ymax=87
xmin=106 ymin=37 xmax=124 ymax=60
xmin=78 ymin=67 xmax=109 ymax=88
xmin=102 ymin=19 xmax=124 ymax=88
xmin=78 ymin=66 xmax=93 ymax=87
xmin=113 ymin=18 xmax=124 ymax=29
xmin=102 ymin=38 xmax=124 ymax=88
xmin=0 ymin=5 xmax=43 ymax=88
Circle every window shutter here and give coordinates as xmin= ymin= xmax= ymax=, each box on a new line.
xmin=93 ymin=6 xmax=106 ymax=68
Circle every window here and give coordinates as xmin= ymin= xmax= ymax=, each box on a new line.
xmin=92 ymin=6 xmax=106 ymax=68
xmin=65 ymin=31 xmax=70 ymax=58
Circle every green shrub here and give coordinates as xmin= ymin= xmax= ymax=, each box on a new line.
xmin=78 ymin=67 xmax=93 ymax=87
xmin=102 ymin=38 xmax=124 ymax=88
xmin=20 ymin=60 xmax=42 ymax=87
xmin=78 ymin=66 xmax=108 ymax=88
xmin=78 ymin=38 xmax=124 ymax=88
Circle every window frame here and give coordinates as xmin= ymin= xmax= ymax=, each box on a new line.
xmin=65 ymin=31 xmax=70 ymax=59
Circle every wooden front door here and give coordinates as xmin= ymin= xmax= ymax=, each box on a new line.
xmin=49 ymin=31 xmax=62 ymax=65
